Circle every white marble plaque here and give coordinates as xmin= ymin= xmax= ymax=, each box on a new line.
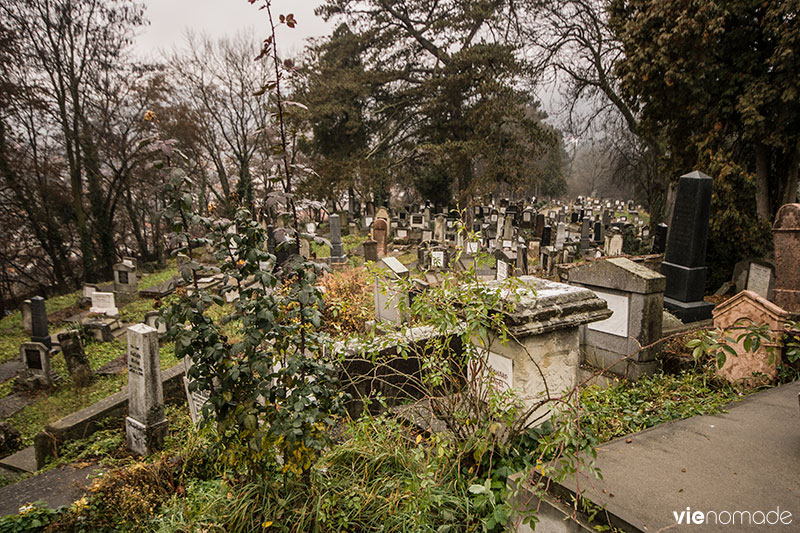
xmin=587 ymin=290 xmax=629 ymax=338
xmin=90 ymin=292 xmax=118 ymax=316
xmin=468 ymin=351 xmax=513 ymax=392
xmin=466 ymin=242 xmax=478 ymax=254
xmin=397 ymin=229 xmax=408 ymax=239
xmin=497 ymin=260 xmax=508 ymax=281
xmin=431 ymin=250 xmax=445 ymax=268
xmin=746 ymin=263 xmax=772 ymax=298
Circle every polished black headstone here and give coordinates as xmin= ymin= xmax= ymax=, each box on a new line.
xmin=541 ymin=225 xmax=552 ymax=247
xmin=30 ymin=296 xmax=51 ymax=350
xmin=652 ymin=223 xmax=668 ymax=254
xmin=661 ymin=171 xmax=714 ymax=321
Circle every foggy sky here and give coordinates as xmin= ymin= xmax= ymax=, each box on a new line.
xmin=136 ymin=0 xmax=331 ymax=57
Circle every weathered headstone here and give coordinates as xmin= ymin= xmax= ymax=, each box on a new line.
xmin=555 ymin=222 xmax=566 ymax=249
xmin=57 ymin=330 xmax=91 ymax=387
xmin=21 ymin=300 xmax=32 ymax=335
xmin=329 ymin=214 xmax=347 ymax=264
xmin=374 ymin=257 xmax=411 ymax=324
xmin=183 ymin=357 xmax=211 ymax=424
xmin=712 ymin=290 xmax=788 ymax=387
xmin=732 ymin=259 xmax=775 ymax=300
xmin=568 ymin=258 xmax=666 ymax=379
xmin=20 ymin=341 xmax=52 ymax=387
xmin=29 ymin=296 xmax=51 ymax=350
xmin=113 ymin=260 xmax=138 ymax=294
xmin=125 ymin=324 xmax=167 ymax=455
xmin=372 ymin=218 xmax=389 ymax=257
xmin=772 ymin=203 xmax=800 ymax=313
xmin=660 ymin=171 xmax=714 ymax=321
xmin=363 ymin=240 xmax=378 ymax=262
xmin=144 ymin=311 xmax=167 ymax=336
xmin=652 ymin=223 xmax=668 ymax=254
xmin=434 ymin=215 xmax=447 ymax=243
xmin=580 ymin=217 xmax=591 ymax=250
xmin=90 ymin=292 xmax=119 ymax=317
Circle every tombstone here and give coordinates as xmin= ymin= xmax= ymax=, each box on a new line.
xmin=502 ymin=216 xmax=514 ymax=241
xmin=541 ymin=225 xmax=552 ymax=247
xmin=113 ymin=260 xmax=138 ymax=294
xmin=712 ymin=290 xmax=789 ymax=387
xmin=363 ymin=240 xmax=379 ymax=262
xmin=20 ymin=342 xmax=52 ymax=388
xmin=410 ymin=213 xmax=425 ymax=229
xmin=470 ymin=277 xmax=610 ymax=417
xmin=555 ymin=222 xmax=566 ymax=249
xmin=570 ymin=211 xmax=579 ymax=224
xmin=568 ymin=258 xmax=666 ymax=379
xmin=534 ymin=214 xmax=545 ymax=239
xmin=521 ymin=208 xmax=534 ymax=229
xmin=90 ymin=292 xmax=119 ymax=317
xmin=434 ymin=215 xmax=447 ymax=244
xmin=125 ymin=324 xmax=168 ymax=455
xmin=329 ymin=214 xmax=347 ymax=264
xmin=593 ymin=221 xmax=603 ymax=243
xmin=516 ymin=244 xmax=528 ymax=276
xmin=579 ymin=217 xmax=591 ymax=250
xmin=21 ymin=299 xmax=32 ymax=335
xmin=372 ymin=218 xmax=389 ymax=257
xmin=57 ymin=330 xmax=91 ymax=387
xmin=495 ymin=250 xmax=515 ymax=281
xmin=395 ymin=228 xmax=409 ymax=240
xmin=82 ymin=284 xmax=99 ymax=299
xmin=183 ymin=357 xmax=211 ymax=425
xmin=772 ymin=204 xmax=800 ymax=313
xmin=652 ymin=223 xmax=668 ymax=254
xmin=732 ymin=259 xmax=775 ymax=300
xmin=660 ymin=171 xmax=715 ymax=322
xmin=604 ymin=232 xmax=623 ymax=256
xmin=374 ymin=257 xmax=411 ymax=325
xmin=29 ymin=296 xmax=51 ymax=350
xmin=429 ymin=247 xmax=449 ymax=271
xmin=422 ymin=229 xmax=434 ymax=242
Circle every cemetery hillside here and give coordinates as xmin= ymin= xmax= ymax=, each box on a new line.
xmin=1 ymin=0 xmax=799 ymax=532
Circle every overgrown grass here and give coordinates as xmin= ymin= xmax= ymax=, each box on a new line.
xmin=139 ymin=261 xmax=178 ymax=290
xmin=579 ymin=368 xmax=745 ymax=444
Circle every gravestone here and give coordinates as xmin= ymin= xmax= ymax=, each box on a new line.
xmin=541 ymin=225 xmax=552 ymax=247
xmin=772 ymin=204 xmax=800 ymax=313
xmin=183 ymin=357 xmax=211 ymax=424
xmin=82 ymin=284 xmax=99 ymax=299
xmin=555 ymin=222 xmax=566 ymax=249
xmin=125 ymin=324 xmax=167 ymax=455
xmin=144 ymin=311 xmax=167 ymax=336
xmin=329 ymin=214 xmax=347 ymax=264
xmin=732 ymin=259 xmax=775 ymax=300
xmin=652 ymin=223 xmax=668 ymax=254
xmin=516 ymin=244 xmax=528 ymax=276
xmin=90 ymin=292 xmax=119 ymax=317
xmin=429 ymin=247 xmax=449 ymax=271
xmin=604 ymin=232 xmax=623 ymax=256
xmin=502 ymin=216 xmax=514 ymax=241
xmin=363 ymin=240 xmax=378 ymax=262
xmin=434 ymin=215 xmax=447 ymax=244
xmin=534 ymin=214 xmax=545 ymax=239
xmin=21 ymin=300 xmax=32 ymax=335
xmin=495 ymin=250 xmax=515 ymax=281
xmin=471 ymin=277 xmax=610 ymax=417
xmin=374 ymin=257 xmax=411 ymax=325
xmin=593 ymin=221 xmax=603 ymax=243
xmin=712 ymin=290 xmax=789 ymax=387
xmin=57 ymin=331 xmax=91 ymax=387
xmin=29 ymin=296 xmax=51 ymax=350
xmin=580 ymin=217 xmax=591 ymax=250
xmin=568 ymin=258 xmax=666 ymax=379
xmin=372 ymin=218 xmax=389 ymax=257
xmin=20 ymin=342 xmax=52 ymax=388
xmin=113 ymin=260 xmax=137 ymax=294
xmin=660 ymin=171 xmax=714 ymax=321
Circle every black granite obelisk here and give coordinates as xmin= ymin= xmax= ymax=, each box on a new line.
xmin=660 ymin=171 xmax=714 ymax=322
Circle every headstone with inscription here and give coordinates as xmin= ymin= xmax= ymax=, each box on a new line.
xmin=732 ymin=259 xmax=775 ymax=300
xmin=20 ymin=341 xmax=52 ymax=387
xmin=374 ymin=257 xmax=411 ymax=325
xmin=57 ymin=330 xmax=91 ymax=387
xmin=90 ymin=292 xmax=119 ymax=317
xmin=372 ymin=218 xmax=389 ymax=257
xmin=183 ymin=357 xmax=211 ymax=424
xmin=125 ymin=324 xmax=167 ymax=455
xmin=363 ymin=240 xmax=378 ymax=262
xmin=660 ymin=171 xmax=714 ymax=321
xmin=113 ymin=260 xmax=138 ymax=294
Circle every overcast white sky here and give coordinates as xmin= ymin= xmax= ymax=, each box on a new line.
xmin=136 ymin=0 xmax=331 ymax=57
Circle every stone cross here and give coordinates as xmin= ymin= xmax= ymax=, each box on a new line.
xmin=125 ymin=324 xmax=168 ymax=455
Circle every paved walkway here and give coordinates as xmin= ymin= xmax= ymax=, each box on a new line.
xmin=0 ymin=464 xmax=102 ymax=516
xmin=557 ymin=381 xmax=800 ymax=532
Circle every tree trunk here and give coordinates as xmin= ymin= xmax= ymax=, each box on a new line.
xmin=755 ymin=142 xmax=771 ymax=221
